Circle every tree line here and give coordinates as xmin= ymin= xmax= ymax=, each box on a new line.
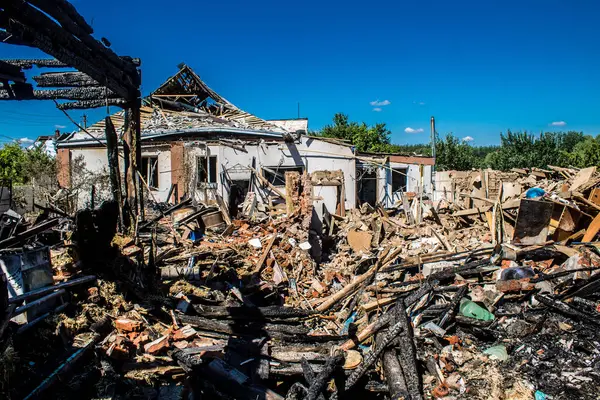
xmin=0 ymin=142 xmax=56 ymax=185
xmin=316 ymin=113 xmax=600 ymax=171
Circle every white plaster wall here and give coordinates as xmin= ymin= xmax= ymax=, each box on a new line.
xmin=141 ymin=147 xmax=172 ymax=202
xmin=383 ymin=162 xmax=434 ymax=207
xmin=197 ymin=137 xmax=357 ymax=209
xmin=67 ymin=137 xmax=358 ymax=209
xmin=71 ymin=148 xmax=107 ymax=173
xmin=70 ymin=148 xmax=112 ymax=208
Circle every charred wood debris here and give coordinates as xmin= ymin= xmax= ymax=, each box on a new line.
xmin=1 ymin=167 xmax=600 ymax=399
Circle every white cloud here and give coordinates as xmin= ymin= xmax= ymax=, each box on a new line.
xmin=54 ymin=124 xmax=66 ymax=129
xmin=18 ymin=137 xmax=34 ymax=144
xmin=372 ymin=107 xmax=382 ymax=112
xmin=550 ymin=121 xmax=567 ymax=127
xmin=404 ymin=127 xmax=424 ymax=134
xmin=462 ymin=136 xmax=474 ymax=142
xmin=370 ymin=99 xmax=391 ymax=107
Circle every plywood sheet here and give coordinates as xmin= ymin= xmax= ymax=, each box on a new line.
xmin=570 ymin=167 xmax=596 ymax=192
xmin=513 ymin=199 xmax=553 ymax=245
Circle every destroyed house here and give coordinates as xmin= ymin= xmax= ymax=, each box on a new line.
xmin=56 ymin=65 xmax=434 ymax=212
xmin=356 ymin=152 xmax=435 ymax=207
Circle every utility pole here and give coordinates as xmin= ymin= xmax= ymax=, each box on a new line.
xmin=430 ymin=116 xmax=436 ymax=161
xmin=82 ymin=114 xmax=88 ymax=129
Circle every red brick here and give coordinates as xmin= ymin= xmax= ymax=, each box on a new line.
xmin=115 ymin=318 xmax=142 ymax=332
xmin=173 ymin=340 xmax=189 ymax=349
xmin=173 ymin=325 xmax=197 ymax=340
xmin=144 ymin=335 xmax=169 ymax=354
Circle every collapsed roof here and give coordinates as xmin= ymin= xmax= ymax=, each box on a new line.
xmin=59 ymin=64 xmax=307 ymax=144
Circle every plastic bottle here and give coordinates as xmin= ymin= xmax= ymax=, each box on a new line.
xmin=459 ymin=298 xmax=495 ymax=321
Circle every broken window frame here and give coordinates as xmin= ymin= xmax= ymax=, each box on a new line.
xmin=391 ymin=168 xmax=408 ymax=193
xmin=197 ymin=155 xmax=218 ymax=188
xmin=262 ymin=165 xmax=304 ymax=187
xmin=141 ymin=156 xmax=159 ymax=189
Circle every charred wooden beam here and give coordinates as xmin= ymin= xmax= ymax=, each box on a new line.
xmin=3 ymin=57 xmax=141 ymax=69
xmin=191 ymin=304 xmax=318 ymax=320
xmin=438 ymin=284 xmax=468 ymax=328
xmin=0 ymin=30 xmax=27 ymax=45
xmin=2 ymin=0 xmax=138 ymax=88
xmin=33 ymin=71 xmax=98 ymax=87
xmin=284 ymin=383 xmax=308 ymax=400
xmin=0 ymin=85 xmax=117 ymax=101
xmin=56 ymin=98 xmax=127 ymax=110
xmin=535 ymin=294 xmax=600 ymax=327
xmin=0 ymin=217 xmax=60 ymax=249
xmin=2 ymin=58 xmax=66 ymax=68
xmin=0 ymin=86 xmax=120 ymax=101
xmin=9 ymin=275 xmax=96 ymax=305
xmin=25 ymin=0 xmax=138 ymax=79
xmin=395 ymin=301 xmax=422 ymax=400
xmin=382 ymin=349 xmax=410 ymax=400
xmin=178 ymin=314 xmax=309 ymax=338
xmin=301 ymin=358 xmax=326 ymax=400
xmin=22 ymin=333 xmax=100 ymax=400
xmin=29 ymin=0 xmax=94 ymax=35
xmin=203 ymin=358 xmax=284 ymax=400
xmin=106 ymin=116 xmax=124 ymax=231
xmin=305 ymin=353 xmax=344 ymax=400
xmin=0 ymin=59 xmax=25 ymax=83
xmin=1 ymin=12 xmax=134 ymax=99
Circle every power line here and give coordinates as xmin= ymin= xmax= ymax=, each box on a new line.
xmin=0 ymin=113 xmax=67 ymax=122
xmin=0 ymin=109 xmax=66 ymax=118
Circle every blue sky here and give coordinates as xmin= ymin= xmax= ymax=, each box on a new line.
xmin=1 ymin=0 xmax=599 ymax=146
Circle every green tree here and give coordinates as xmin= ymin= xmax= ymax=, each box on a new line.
xmin=564 ymin=136 xmax=600 ymax=168
xmin=319 ymin=113 xmax=392 ymax=152
xmin=0 ymin=142 xmax=57 ymax=185
xmin=435 ymin=133 xmax=477 ymax=170
xmin=0 ymin=143 xmax=26 ymax=183
xmin=23 ymin=144 xmax=57 ymax=185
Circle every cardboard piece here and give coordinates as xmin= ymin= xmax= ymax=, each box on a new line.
xmin=569 ymin=167 xmax=596 ymax=193
xmin=347 ymin=230 xmax=373 ymax=254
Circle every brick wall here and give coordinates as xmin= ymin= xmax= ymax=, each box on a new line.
xmin=170 ymin=142 xmax=184 ymax=201
xmin=56 ymin=148 xmax=71 ymax=188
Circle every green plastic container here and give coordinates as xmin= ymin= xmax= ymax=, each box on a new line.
xmin=459 ymin=298 xmax=495 ymax=321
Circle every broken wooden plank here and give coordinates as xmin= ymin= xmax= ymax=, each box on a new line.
xmin=253 ymin=234 xmax=277 ymax=274
xmin=512 ymin=200 xmax=553 ymax=245
xmin=582 ymin=212 xmax=600 ymax=242
xmin=570 ymin=166 xmax=596 ymax=193
xmin=0 ymin=217 xmax=60 ymax=249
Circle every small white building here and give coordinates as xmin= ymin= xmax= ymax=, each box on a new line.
xmin=56 ymin=65 xmax=434 ymax=215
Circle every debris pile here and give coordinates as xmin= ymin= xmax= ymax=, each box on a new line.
xmin=2 ymin=167 xmax=600 ymax=399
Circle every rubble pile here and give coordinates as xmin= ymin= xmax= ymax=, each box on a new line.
xmin=2 ymin=167 xmax=600 ymax=399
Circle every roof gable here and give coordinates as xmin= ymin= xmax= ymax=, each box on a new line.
xmin=60 ymin=64 xmax=291 ymax=144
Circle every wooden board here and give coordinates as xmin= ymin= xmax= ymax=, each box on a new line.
xmin=513 ymin=199 xmax=554 ymax=245
xmin=588 ymin=188 xmax=600 ymax=206
xmin=569 ymin=167 xmax=596 ymax=193
xmin=453 ymin=198 xmax=521 ymax=217
xmin=583 ymin=212 xmax=600 ymax=242
xmin=553 ymin=205 xmax=582 ymax=241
